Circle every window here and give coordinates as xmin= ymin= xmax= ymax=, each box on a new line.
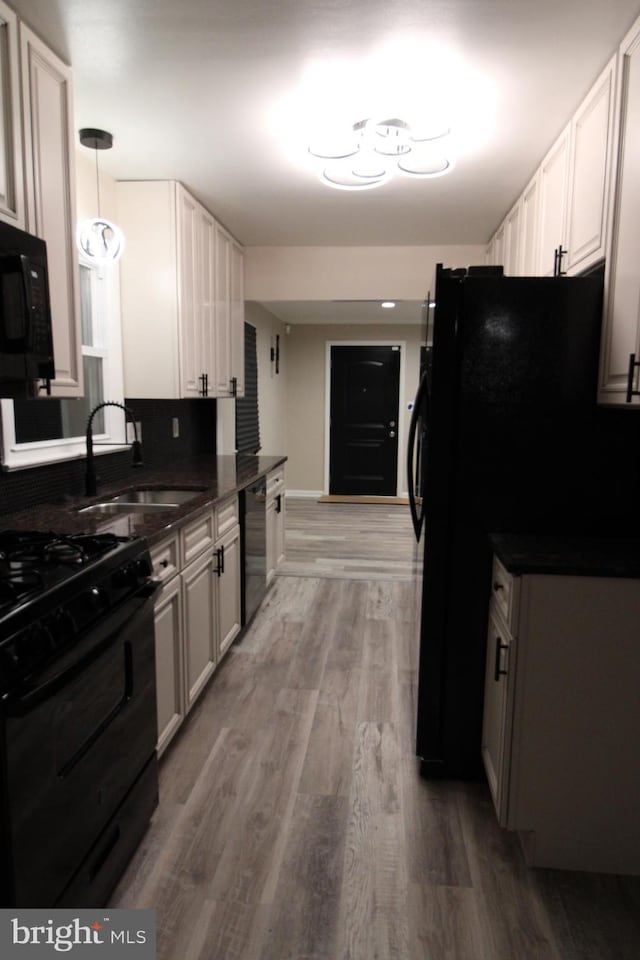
xmin=1 ymin=259 xmax=124 ymax=469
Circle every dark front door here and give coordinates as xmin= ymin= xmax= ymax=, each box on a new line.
xmin=329 ymin=344 xmax=400 ymax=496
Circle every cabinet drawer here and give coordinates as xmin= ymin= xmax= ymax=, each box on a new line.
xmin=181 ymin=508 xmax=215 ymax=565
xmin=215 ymin=495 xmax=239 ymax=540
xmin=491 ymin=557 xmax=518 ymax=630
xmin=266 ymin=467 xmax=285 ymax=499
xmin=150 ymin=534 xmax=180 ymax=584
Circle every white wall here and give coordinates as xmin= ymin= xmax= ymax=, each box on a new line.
xmin=285 ymin=323 xmax=423 ymax=495
xmin=245 ymin=244 xmax=486 ymax=300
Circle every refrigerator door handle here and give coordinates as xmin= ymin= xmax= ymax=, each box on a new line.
xmin=407 ymin=373 xmax=429 ymax=541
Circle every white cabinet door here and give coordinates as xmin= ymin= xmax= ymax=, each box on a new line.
xmin=0 ymin=1 xmax=24 ymax=227
xmin=177 ymin=185 xmax=203 ymax=398
xmin=566 ymin=55 xmax=617 ymax=275
xmin=230 ymin=238 xmax=245 ymax=397
xmin=485 ymin=235 xmax=495 ymax=266
xmin=536 ymin=124 xmax=570 ymax=277
xmin=492 ymin=222 xmax=505 ymax=270
xmin=153 ymin=575 xmax=184 ymax=757
xmin=182 ymin=549 xmax=217 ymax=710
xmin=504 ymin=201 xmax=522 ymax=276
xmin=214 ymin=223 xmax=232 ymax=397
xmin=601 ymin=20 xmax=640 ymax=404
xmin=20 ymin=24 xmax=82 ymax=397
xmin=481 ymin=608 xmax=513 ymax=823
xmin=520 ymin=173 xmax=540 ymax=276
xmin=215 ymin=523 xmax=241 ymax=659
xmin=197 ymin=203 xmax=216 ymax=397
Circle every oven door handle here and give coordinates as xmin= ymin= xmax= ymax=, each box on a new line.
xmin=4 ymin=581 xmax=160 ymax=716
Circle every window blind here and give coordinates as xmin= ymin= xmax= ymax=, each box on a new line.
xmin=235 ymin=322 xmax=260 ymax=453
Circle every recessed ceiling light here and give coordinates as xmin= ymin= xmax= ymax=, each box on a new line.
xmin=381 ymin=301 xmax=396 ymax=309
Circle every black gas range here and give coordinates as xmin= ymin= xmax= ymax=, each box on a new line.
xmin=0 ymin=529 xmax=160 ymax=907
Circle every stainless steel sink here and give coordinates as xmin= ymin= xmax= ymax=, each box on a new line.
xmin=110 ymin=488 xmax=204 ymax=505
xmin=78 ymin=502 xmax=179 ymax=515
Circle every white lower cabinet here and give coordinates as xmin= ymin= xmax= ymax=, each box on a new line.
xmin=149 ymin=496 xmax=241 ymax=756
xmin=265 ymin=466 xmax=286 ymax=585
xmin=482 ymin=555 xmax=640 ymax=874
xmin=215 ymin=523 xmax=241 ymax=658
xmin=152 ymin=574 xmax=184 ymax=756
xmin=183 ymin=547 xmax=217 ymax=709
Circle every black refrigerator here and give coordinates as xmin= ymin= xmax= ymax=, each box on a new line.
xmin=408 ymin=262 xmax=612 ymax=780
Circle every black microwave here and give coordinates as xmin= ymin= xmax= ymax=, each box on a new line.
xmin=0 ymin=219 xmax=55 ymax=398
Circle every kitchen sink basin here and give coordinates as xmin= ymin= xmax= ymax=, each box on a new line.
xmin=110 ymin=488 xmax=204 ymax=506
xmin=78 ymin=501 xmax=179 ymax=515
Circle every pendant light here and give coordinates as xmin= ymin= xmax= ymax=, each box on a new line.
xmin=76 ymin=127 xmax=125 ymax=263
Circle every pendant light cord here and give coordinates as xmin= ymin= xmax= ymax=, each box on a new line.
xmin=94 ymin=147 xmax=101 ymax=218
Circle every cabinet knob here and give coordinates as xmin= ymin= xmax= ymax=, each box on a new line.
xmin=493 ymin=581 xmax=504 ymax=592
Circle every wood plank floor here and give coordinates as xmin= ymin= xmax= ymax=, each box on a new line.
xmin=111 ymin=502 xmax=640 ymax=959
xmin=278 ymin=498 xmax=420 ymax=580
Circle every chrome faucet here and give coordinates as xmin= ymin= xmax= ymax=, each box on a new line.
xmin=85 ymin=401 xmax=143 ymax=496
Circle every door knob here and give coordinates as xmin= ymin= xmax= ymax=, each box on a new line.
xmin=389 ymin=430 xmax=396 ymax=438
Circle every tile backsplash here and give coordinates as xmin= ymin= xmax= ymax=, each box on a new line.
xmin=0 ymin=398 xmax=217 ymax=516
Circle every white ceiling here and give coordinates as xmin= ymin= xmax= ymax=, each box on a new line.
xmin=11 ymin=0 xmax=640 ymax=253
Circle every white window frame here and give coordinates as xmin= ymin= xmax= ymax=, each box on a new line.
xmin=0 ymin=258 xmax=125 ymax=470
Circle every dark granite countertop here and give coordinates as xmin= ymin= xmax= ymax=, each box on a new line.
xmin=0 ymin=454 xmax=287 ymax=547
xmin=491 ymin=533 xmax=640 ymax=579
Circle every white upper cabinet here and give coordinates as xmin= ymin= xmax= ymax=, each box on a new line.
xmin=536 ymin=124 xmax=571 ymax=277
xmin=20 ymin=23 xmax=83 ymax=396
xmin=503 ymin=200 xmax=522 ymax=276
xmin=0 ymin=1 xmax=24 ymax=228
xmin=213 ymin=222 xmax=232 ymax=397
xmin=520 ymin=172 xmax=540 ymax=276
xmin=601 ymin=19 xmax=640 ymax=404
xmin=488 ymin=54 xmax=617 ymax=284
xmin=213 ymin=223 xmax=245 ymax=398
xmin=116 ymin=179 xmax=245 ymax=400
xmin=492 ymin=221 xmax=505 ymax=271
xmin=230 ymin=238 xmax=245 ymax=398
xmin=565 ymin=55 xmax=618 ymax=275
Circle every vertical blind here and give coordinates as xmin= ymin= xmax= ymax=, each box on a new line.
xmin=235 ymin=322 xmax=261 ymax=453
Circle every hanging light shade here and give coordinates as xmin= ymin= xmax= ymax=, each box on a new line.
xmin=77 ymin=128 xmax=125 ymax=263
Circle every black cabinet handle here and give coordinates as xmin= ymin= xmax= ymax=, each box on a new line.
xmin=553 ymin=245 xmax=567 ymax=277
xmin=626 ymin=353 xmax=640 ymax=403
xmin=493 ymin=581 xmax=504 ymax=592
xmin=494 ymin=636 xmax=509 ymax=682
xmin=275 ymin=493 xmax=282 ymax=514
xmin=214 ymin=545 xmax=225 ymax=576
xmin=199 ymin=373 xmax=209 ymax=397
xmin=230 ymin=376 xmax=237 ymax=397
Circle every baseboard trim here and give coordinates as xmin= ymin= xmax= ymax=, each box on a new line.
xmin=285 ymin=489 xmax=324 ymax=499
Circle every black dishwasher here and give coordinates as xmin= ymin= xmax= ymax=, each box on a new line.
xmin=240 ymin=478 xmax=267 ymax=626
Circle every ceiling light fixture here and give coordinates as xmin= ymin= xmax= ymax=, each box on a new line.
xmin=77 ymin=128 xmax=125 ymax=263
xmin=309 ymin=116 xmax=454 ymax=191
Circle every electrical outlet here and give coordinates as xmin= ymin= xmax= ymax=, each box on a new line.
xmin=172 ymin=417 xmax=180 ymax=438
